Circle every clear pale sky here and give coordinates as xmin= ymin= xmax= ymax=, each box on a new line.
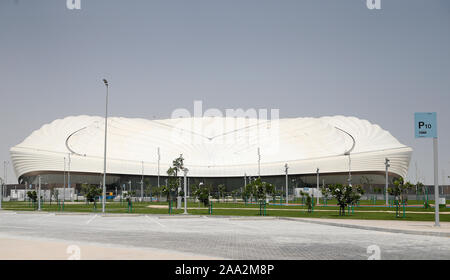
xmin=0 ymin=0 xmax=449 ymax=184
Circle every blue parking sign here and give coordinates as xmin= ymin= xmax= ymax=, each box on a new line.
xmin=415 ymin=112 xmax=437 ymax=138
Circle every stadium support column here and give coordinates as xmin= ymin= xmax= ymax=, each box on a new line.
xmin=385 ymin=158 xmax=390 ymax=206
xmin=284 ymin=163 xmax=289 ymax=204
xmin=102 ymin=79 xmax=109 ymax=214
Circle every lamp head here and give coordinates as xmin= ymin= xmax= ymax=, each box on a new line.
xmin=103 ymin=79 xmax=109 ymax=87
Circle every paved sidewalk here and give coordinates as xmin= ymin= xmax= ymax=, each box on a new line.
xmin=0 ymin=234 xmax=221 ymax=260
xmin=285 ymin=218 xmax=450 ymax=237
xmin=1 ymin=212 xmax=449 ymax=259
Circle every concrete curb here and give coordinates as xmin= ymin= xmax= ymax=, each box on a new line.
xmin=280 ymin=217 xmax=450 ymax=238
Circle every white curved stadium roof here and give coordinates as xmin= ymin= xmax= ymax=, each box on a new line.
xmin=10 ymin=115 xmax=412 ymax=179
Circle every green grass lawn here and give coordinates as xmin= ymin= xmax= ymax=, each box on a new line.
xmin=2 ymin=200 xmax=448 ymax=222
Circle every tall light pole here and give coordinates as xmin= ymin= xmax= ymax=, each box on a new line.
xmin=157 ymin=147 xmax=160 ymax=188
xmin=183 ymin=168 xmax=189 ymax=214
xmin=102 ymin=78 xmax=109 ymax=214
xmin=316 ymin=168 xmax=320 ymax=205
xmin=244 ymin=173 xmax=247 ymax=187
xmin=284 ymin=163 xmax=289 ymax=204
xmin=141 ymin=161 xmax=144 ymax=202
xmin=257 ymin=147 xmax=261 ymax=178
xmin=4 ymin=161 xmax=8 ymax=199
xmin=38 ymin=175 xmax=41 ymax=211
xmin=0 ymin=177 xmax=3 ymax=209
xmin=385 ymin=158 xmax=390 ymax=205
xmin=63 ymin=157 xmax=66 ymax=210
xmin=68 ymin=153 xmax=72 ymax=202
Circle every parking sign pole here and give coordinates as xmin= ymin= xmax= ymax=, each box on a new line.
xmin=433 ymin=137 xmax=439 ymax=227
xmin=415 ymin=112 xmax=439 ymax=227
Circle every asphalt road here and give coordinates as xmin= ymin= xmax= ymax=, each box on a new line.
xmin=0 ymin=212 xmax=449 ymax=260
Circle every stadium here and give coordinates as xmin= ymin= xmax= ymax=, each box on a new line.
xmin=9 ymin=115 xmax=412 ymax=195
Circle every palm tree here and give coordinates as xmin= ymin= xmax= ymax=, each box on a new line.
xmin=217 ymin=184 xmax=226 ymax=203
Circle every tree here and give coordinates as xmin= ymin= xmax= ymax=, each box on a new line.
xmin=190 ymin=184 xmax=201 ymax=207
xmin=145 ymin=185 xmax=152 ymax=201
xmin=166 ymin=154 xmax=185 ymax=205
xmin=389 ymin=177 xmax=413 ymax=204
xmin=360 ymin=176 xmax=373 ymax=194
xmin=144 ymin=178 xmax=152 ymax=201
xmin=123 ymin=190 xmax=136 ymax=203
xmin=245 ymin=178 xmax=275 ymax=203
xmin=300 ymin=191 xmax=313 ymax=213
xmin=27 ymin=191 xmax=37 ymax=203
xmin=328 ymin=184 xmax=364 ymax=216
xmin=231 ymin=189 xmax=239 ymax=203
xmin=81 ymin=184 xmax=102 ymax=209
xmin=321 ymin=186 xmax=331 ymax=202
xmin=415 ymin=181 xmax=429 ymax=208
xmin=243 ymin=182 xmax=255 ymax=202
xmin=217 ymin=184 xmax=226 ymax=203
xmin=265 ymin=183 xmax=275 ymax=201
xmin=389 ymin=177 xmax=413 ymax=217
xmin=193 ymin=184 xmax=211 ymax=207
xmin=50 ymin=188 xmax=59 ymax=205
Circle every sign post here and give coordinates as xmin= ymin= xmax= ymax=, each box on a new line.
xmin=414 ymin=112 xmax=439 ymax=227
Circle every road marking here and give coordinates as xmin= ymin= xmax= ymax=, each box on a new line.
xmin=86 ymin=215 xmax=97 ymax=225
xmin=144 ymin=215 xmax=166 ymax=228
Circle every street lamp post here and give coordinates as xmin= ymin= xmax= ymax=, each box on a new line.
xmin=257 ymin=147 xmax=261 ymax=178
xmin=63 ymin=157 xmax=66 ymax=210
xmin=38 ymin=175 xmax=41 ymax=211
xmin=0 ymin=177 xmax=3 ymax=209
xmin=157 ymin=147 xmax=160 ymax=189
xmin=183 ymin=168 xmax=189 ymax=214
xmin=68 ymin=153 xmax=72 ymax=202
xmin=385 ymin=158 xmax=390 ymax=205
xmin=284 ymin=163 xmax=289 ymax=204
xmin=316 ymin=168 xmax=320 ymax=205
xmin=346 ymin=154 xmax=352 ymax=186
xmin=141 ymin=161 xmax=144 ymax=202
xmin=102 ymin=78 xmax=109 ymax=214
xmin=4 ymin=161 xmax=8 ymax=201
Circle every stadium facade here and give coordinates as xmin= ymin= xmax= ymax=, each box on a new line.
xmin=10 ymin=115 xmax=412 ymax=193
